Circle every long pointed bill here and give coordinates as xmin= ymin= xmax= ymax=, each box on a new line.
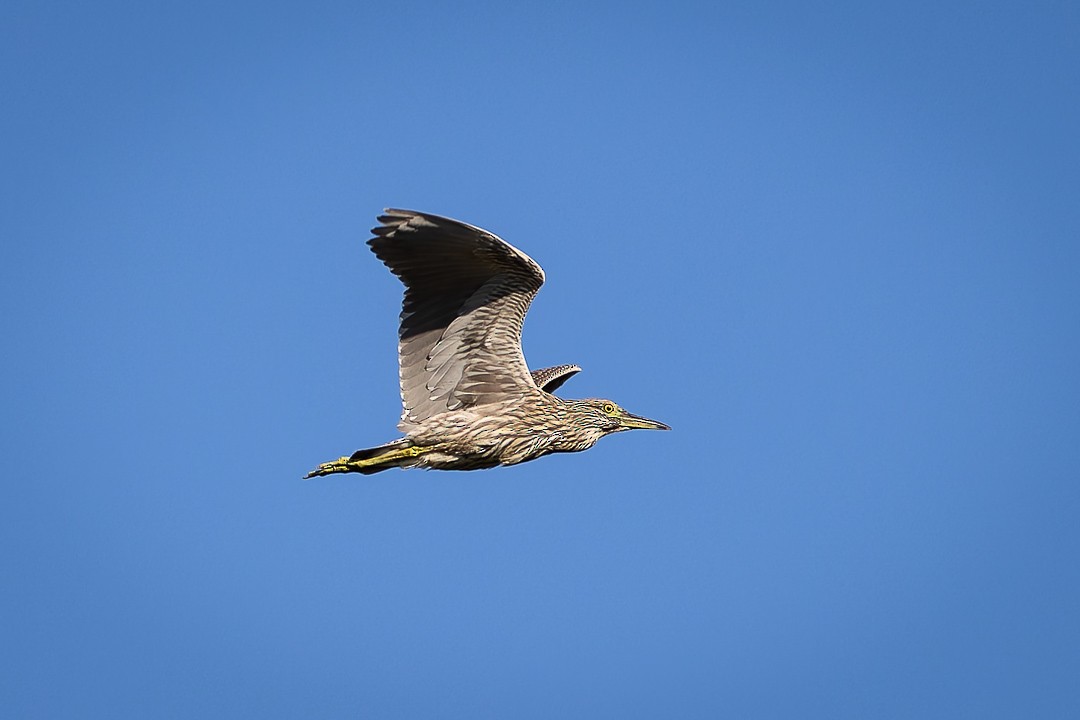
xmin=618 ymin=411 xmax=671 ymax=431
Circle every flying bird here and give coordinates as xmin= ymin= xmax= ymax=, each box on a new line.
xmin=305 ymin=209 xmax=668 ymax=477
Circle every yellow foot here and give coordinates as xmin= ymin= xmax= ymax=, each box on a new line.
xmin=303 ymin=456 xmax=351 ymax=479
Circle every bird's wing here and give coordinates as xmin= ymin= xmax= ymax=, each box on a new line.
xmin=530 ymin=364 xmax=581 ymax=394
xmin=368 ymin=209 xmax=546 ymax=427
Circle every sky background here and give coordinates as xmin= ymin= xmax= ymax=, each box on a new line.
xmin=3 ymin=1 xmax=1079 ymax=717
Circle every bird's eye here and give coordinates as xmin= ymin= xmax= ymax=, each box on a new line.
xmin=602 ymin=403 xmax=617 ymax=415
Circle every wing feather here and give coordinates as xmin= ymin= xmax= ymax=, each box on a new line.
xmin=367 ymin=209 xmax=546 ymax=427
xmin=530 ymin=364 xmax=582 ymax=394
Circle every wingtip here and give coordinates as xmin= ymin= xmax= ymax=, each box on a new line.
xmin=372 ymin=208 xmax=417 ymax=236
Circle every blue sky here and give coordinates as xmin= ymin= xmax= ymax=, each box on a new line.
xmin=3 ymin=1 xmax=1078 ymax=717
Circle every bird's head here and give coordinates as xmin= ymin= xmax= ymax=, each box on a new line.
xmin=572 ymin=398 xmax=671 ymax=436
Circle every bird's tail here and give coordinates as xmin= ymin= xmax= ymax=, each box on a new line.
xmin=303 ymin=440 xmax=429 ymax=479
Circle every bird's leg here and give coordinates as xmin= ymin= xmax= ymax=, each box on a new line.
xmin=303 ymin=445 xmax=432 ymax=479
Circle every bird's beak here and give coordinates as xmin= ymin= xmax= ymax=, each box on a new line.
xmin=618 ymin=411 xmax=671 ymax=431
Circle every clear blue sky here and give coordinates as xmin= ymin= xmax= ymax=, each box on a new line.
xmin=3 ymin=1 xmax=1078 ymax=717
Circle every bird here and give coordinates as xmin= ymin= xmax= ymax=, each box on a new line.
xmin=304 ymin=209 xmax=669 ymax=478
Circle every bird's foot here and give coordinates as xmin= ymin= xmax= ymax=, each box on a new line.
xmin=303 ymin=456 xmax=352 ymax=479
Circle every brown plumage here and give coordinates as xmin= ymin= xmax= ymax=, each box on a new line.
xmin=304 ymin=209 xmax=668 ymax=478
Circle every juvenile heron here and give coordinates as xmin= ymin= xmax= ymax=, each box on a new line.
xmin=305 ymin=209 xmax=668 ymax=478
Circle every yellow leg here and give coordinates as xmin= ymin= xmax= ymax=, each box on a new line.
xmin=353 ymin=445 xmax=427 ymax=467
xmin=303 ymin=446 xmax=431 ymax=479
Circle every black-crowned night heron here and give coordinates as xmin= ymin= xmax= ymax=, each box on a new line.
xmin=305 ymin=209 xmax=668 ymax=478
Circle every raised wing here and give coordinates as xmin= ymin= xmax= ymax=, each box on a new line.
xmin=530 ymin=364 xmax=581 ymax=394
xmin=368 ymin=209 xmax=546 ymax=428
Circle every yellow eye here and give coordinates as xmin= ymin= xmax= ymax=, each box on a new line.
xmin=602 ymin=403 xmax=617 ymax=415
